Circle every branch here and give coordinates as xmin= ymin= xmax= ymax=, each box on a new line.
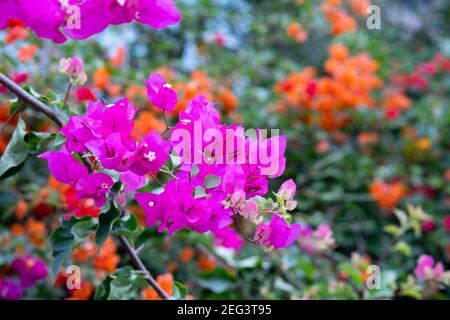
xmin=0 ymin=72 xmax=64 ymax=128
xmin=118 ymin=236 xmax=171 ymax=300
xmin=0 ymin=72 xmax=170 ymax=300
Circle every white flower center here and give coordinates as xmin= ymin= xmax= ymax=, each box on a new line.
xmin=163 ymin=83 xmax=172 ymax=89
xmin=101 ymin=183 xmax=109 ymax=189
xmin=148 ymin=201 xmax=155 ymax=207
xmin=144 ymin=151 xmax=156 ymax=162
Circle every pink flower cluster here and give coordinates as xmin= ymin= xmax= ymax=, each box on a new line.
xmin=0 ymin=0 xmax=181 ymax=43
xmin=298 ymin=224 xmax=335 ymax=254
xmin=414 ymin=255 xmax=450 ymax=283
xmin=40 ymin=97 xmax=170 ymax=207
xmin=0 ymin=255 xmax=48 ymax=300
xmin=391 ymin=52 xmax=450 ymax=91
xmin=40 ymin=72 xmax=301 ymax=251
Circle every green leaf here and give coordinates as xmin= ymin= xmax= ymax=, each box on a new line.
xmin=114 ymin=211 xmax=140 ymax=237
xmin=204 ymin=174 xmax=221 ymax=189
xmin=171 ymin=282 xmax=187 ymax=300
xmin=94 ymin=267 xmax=148 ymax=300
xmin=95 ymin=203 xmax=121 ymax=249
xmin=190 ymin=164 xmax=199 ymax=180
xmin=49 ymin=216 xmax=96 ymax=274
xmin=0 ymin=118 xmax=29 ymax=180
xmin=194 ymin=185 xmax=207 ymax=199
xmin=24 ymin=132 xmax=56 ymax=154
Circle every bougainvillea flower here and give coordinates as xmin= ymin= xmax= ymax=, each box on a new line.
xmin=85 ymin=133 xmax=131 ymax=171
xmin=0 ymin=279 xmax=22 ymax=300
xmin=278 ymin=179 xmax=296 ymax=201
xmin=135 ymin=0 xmax=181 ymax=29
xmin=127 ymin=131 xmax=171 ymax=175
xmin=75 ymin=173 xmax=114 ymax=207
xmin=59 ymin=56 xmax=87 ymax=84
xmin=144 ymin=73 xmax=178 ymax=112
xmin=414 ymin=255 xmax=448 ymax=282
xmin=120 ymin=171 xmax=147 ymax=193
xmin=254 ymin=215 xmax=301 ymax=250
xmin=19 ymin=0 xmax=66 ymax=43
xmin=299 ymin=224 xmax=335 ymax=254
xmin=0 ymin=1 xmax=20 ymax=29
xmin=64 ymin=0 xmax=181 ymax=40
xmin=100 ymin=99 xmax=137 ymax=139
xmin=39 ymin=151 xmax=89 ymax=186
xmin=136 ymin=179 xmax=232 ymax=235
xmin=239 ymin=200 xmax=259 ymax=222
xmin=61 ymin=116 xmax=99 ymax=153
xmin=2 ymin=0 xmax=181 ymax=43
xmin=11 ymin=255 xmax=48 ymax=288
xmin=213 ymin=227 xmax=244 ymax=251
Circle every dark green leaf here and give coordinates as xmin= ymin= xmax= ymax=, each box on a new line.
xmin=0 ymin=118 xmax=29 ymax=180
xmin=95 ymin=203 xmax=121 ymax=249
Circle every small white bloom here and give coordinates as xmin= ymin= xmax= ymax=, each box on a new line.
xmin=144 ymin=151 xmax=156 ymax=162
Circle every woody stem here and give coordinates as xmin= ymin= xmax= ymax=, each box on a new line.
xmin=0 ymin=72 xmax=64 ymax=128
xmin=0 ymin=72 xmax=170 ymax=300
xmin=118 ymin=236 xmax=170 ymax=300
xmin=63 ymin=82 xmax=72 ymax=108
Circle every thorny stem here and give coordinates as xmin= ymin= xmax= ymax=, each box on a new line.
xmin=0 ymin=72 xmax=170 ymax=300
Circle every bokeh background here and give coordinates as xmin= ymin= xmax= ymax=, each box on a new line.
xmin=1 ymin=0 xmax=450 ymax=299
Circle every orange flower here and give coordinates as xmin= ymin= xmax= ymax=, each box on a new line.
xmin=125 ymin=84 xmax=147 ymax=100
xmin=25 ymin=218 xmax=47 ymax=246
xmin=109 ymin=45 xmax=126 ymax=68
xmin=383 ymin=91 xmax=411 ymax=110
xmin=93 ymin=237 xmax=120 ymax=273
xmin=180 ymin=246 xmax=195 ymax=263
xmin=15 ymin=199 xmax=28 ymax=220
xmin=329 ymin=43 xmax=349 ymax=60
xmin=133 ymin=111 xmax=166 ymax=139
xmin=198 ymin=254 xmax=216 ymax=272
xmin=143 ymin=274 xmax=174 ymax=300
xmin=17 ymin=44 xmax=38 ymax=62
xmin=351 ymin=0 xmax=370 ymax=17
xmin=67 ymin=281 xmax=94 ymax=300
xmin=286 ymin=22 xmax=308 ymax=43
xmin=358 ymin=132 xmax=378 ymax=146
xmin=216 ymin=87 xmax=238 ymax=113
xmin=416 ymin=137 xmax=432 ymax=152
xmin=93 ymin=67 xmax=111 ymax=90
xmin=10 ymin=223 xmax=25 ymax=236
xmin=275 ymin=44 xmax=381 ymax=130
xmin=6 ymin=25 xmax=29 ymax=44
xmin=73 ymin=241 xmax=96 ymax=263
xmin=369 ymin=180 xmax=407 ymax=211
